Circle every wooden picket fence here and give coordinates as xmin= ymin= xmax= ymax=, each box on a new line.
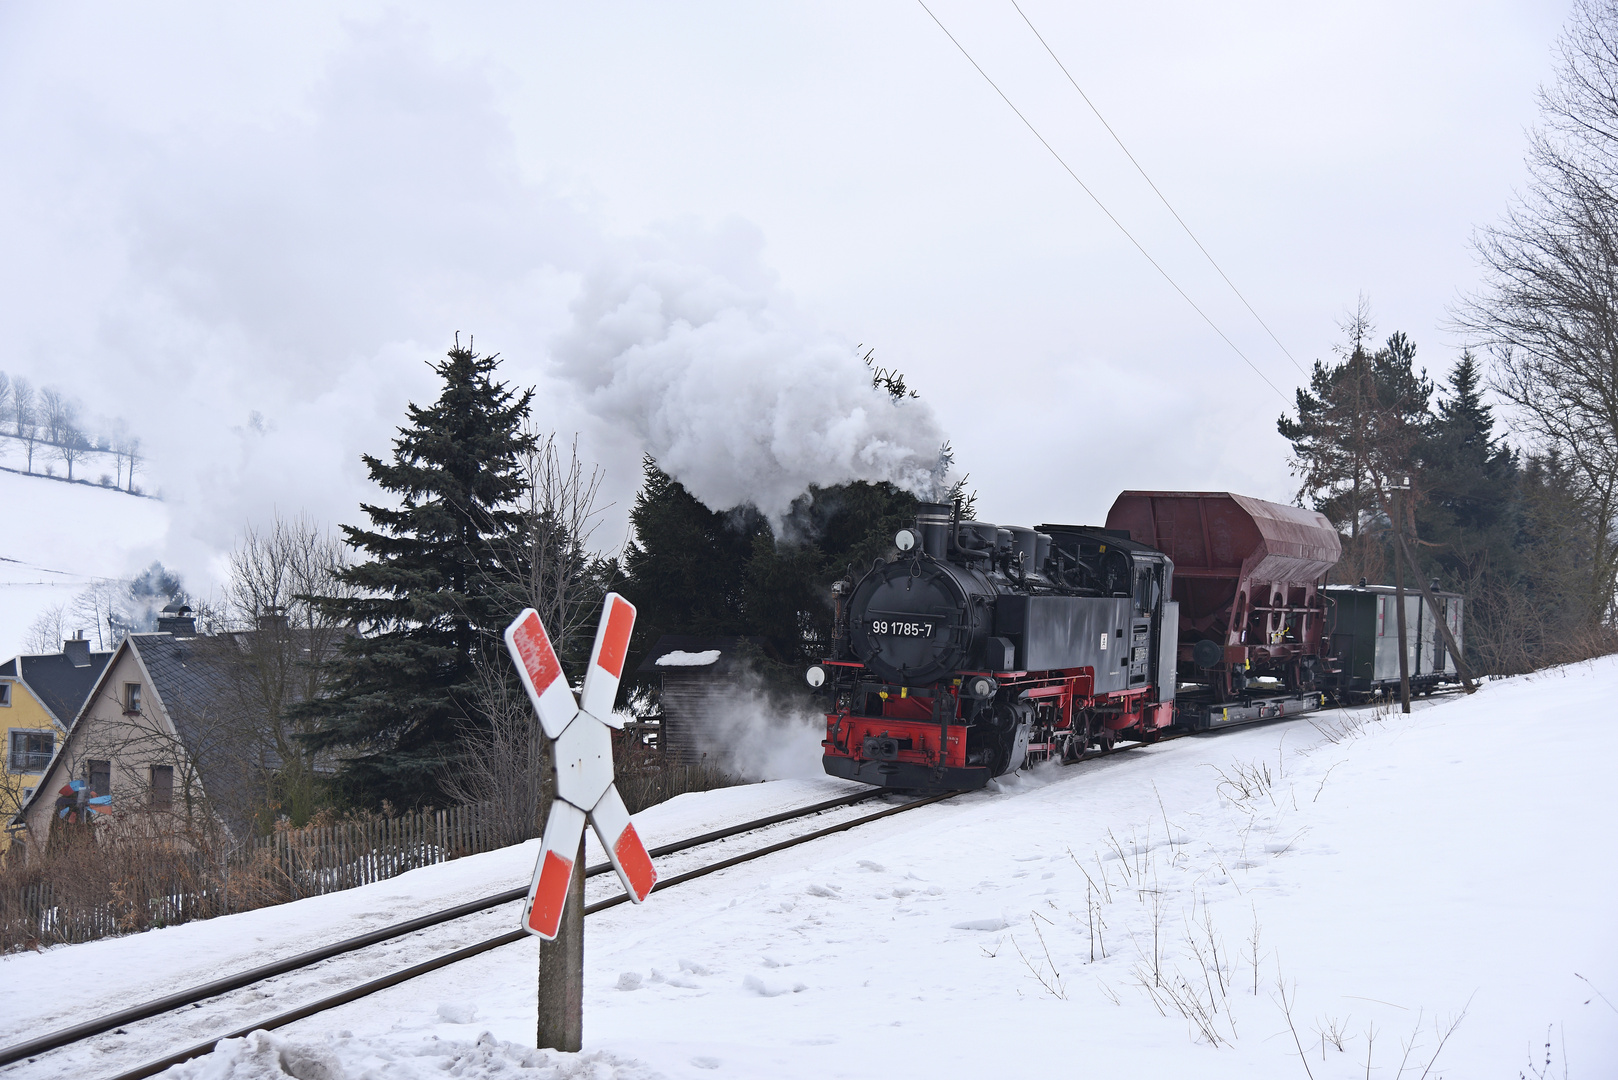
xmin=0 ymin=801 xmax=532 ymax=952
xmin=256 ymin=801 xmax=527 ymax=900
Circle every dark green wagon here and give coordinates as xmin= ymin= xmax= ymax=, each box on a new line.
xmin=1324 ymin=584 xmax=1464 ymax=698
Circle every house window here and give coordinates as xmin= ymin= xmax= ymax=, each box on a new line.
xmin=87 ymin=760 xmax=111 ymax=797
xmin=149 ymin=765 xmax=173 ymax=809
xmin=21 ymin=786 xmax=34 ymax=803
xmin=125 ymin=684 xmax=142 ymax=714
xmin=0 ymin=682 xmax=11 ymax=707
xmin=7 ymin=730 xmax=53 ymax=773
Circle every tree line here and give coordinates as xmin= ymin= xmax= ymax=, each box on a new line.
xmin=0 ymin=371 xmax=143 ymax=491
xmin=1280 ymin=1 xmax=1618 ymax=674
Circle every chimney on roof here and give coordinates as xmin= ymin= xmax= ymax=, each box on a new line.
xmin=157 ymin=602 xmax=197 ymax=637
xmin=63 ymin=635 xmax=92 ymax=668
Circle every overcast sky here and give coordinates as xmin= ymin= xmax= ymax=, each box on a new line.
xmin=0 ymin=1 xmax=1572 ymax=592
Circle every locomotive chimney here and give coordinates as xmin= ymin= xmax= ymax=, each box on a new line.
xmin=916 ymin=502 xmax=951 ymax=559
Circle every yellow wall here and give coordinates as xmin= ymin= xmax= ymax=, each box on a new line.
xmin=2 ymin=676 xmax=65 ymax=854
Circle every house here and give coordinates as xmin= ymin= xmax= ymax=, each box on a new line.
xmin=0 ymin=635 xmax=112 ymax=856
xmin=11 ymin=605 xmax=306 ymax=852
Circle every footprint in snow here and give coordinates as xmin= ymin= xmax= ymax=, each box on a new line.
xmin=805 ymin=883 xmax=843 ymax=899
xmin=858 ymin=859 xmax=886 ymax=872
xmin=680 ymin=958 xmax=712 ymax=976
xmin=951 ymin=918 xmax=1009 ymax=931
xmin=436 ymin=1002 xmax=477 ymax=1024
xmin=743 ymin=974 xmax=807 ymax=997
xmin=691 ymin=1056 xmax=721 ymax=1069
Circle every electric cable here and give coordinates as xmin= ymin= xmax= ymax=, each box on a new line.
xmin=915 ymin=0 xmax=1290 ymax=402
xmin=1010 ymin=0 xmax=1309 ymax=376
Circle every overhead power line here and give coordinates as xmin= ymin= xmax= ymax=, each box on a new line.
xmin=914 ymin=0 xmax=1290 ymax=403
xmin=1009 ymin=0 xmax=1308 ymax=377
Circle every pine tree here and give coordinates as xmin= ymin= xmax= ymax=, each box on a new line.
xmin=302 ymin=341 xmax=536 ymax=807
xmin=1278 ymin=322 xmax=1432 ymax=583
xmin=621 ymin=458 xmax=765 ymax=649
xmin=1414 ymin=352 xmax=1519 ymax=589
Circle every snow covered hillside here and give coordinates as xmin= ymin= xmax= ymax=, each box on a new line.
xmin=0 ymin=467 xmax=168 ymax=656
xmin=3 ymin=659 xmax=1615 ymax=1079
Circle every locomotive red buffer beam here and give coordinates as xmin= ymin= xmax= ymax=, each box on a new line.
xmin=821 ymin=709 xmax=986 ymax=791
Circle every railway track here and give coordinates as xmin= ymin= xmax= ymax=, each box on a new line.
xmin=4 ymin=703 xmax=1385 ymax=1079
xmin=0 ymin=787 xmax=972 ymax=1080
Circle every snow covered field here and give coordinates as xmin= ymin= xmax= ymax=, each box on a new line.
xmin=0 ymin=465 xmax=168 ymax=656
xmin=4 ymin=659 xmax=1616 ymax=1079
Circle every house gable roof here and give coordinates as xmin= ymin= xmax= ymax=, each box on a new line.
xmin=15 ymin=650 xmax=115 ymax=729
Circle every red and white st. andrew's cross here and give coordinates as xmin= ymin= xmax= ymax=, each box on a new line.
xmin=504 ymin=594 xmax=657 ymax=939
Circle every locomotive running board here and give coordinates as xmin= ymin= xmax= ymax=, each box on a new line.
xmin=1185 ymin=692 xmax=1326 ymax=731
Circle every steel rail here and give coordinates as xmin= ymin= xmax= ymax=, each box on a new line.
xmin=103 ymin=789 xmax=966 ymax=1080
xmin=0 ymin=789 xmax=882 ymax=1069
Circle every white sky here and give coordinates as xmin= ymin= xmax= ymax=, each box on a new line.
xmin=0 ymin=1 xmax=1570 ymax=588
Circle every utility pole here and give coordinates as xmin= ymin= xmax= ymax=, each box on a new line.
xmin=1392 ymin=476 xmax=1412 ymax=714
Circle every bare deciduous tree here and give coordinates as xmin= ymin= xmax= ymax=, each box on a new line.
xmin=55 ymin=422 xmax=88 ymax=481
xmin=1455 ymin=0 xmax=1618 ymax=624
xmin=13 ymin=378 xmax=38 ymax=474
xmin=39 ymin=387 xmax=69 ymax=446
xmin=216 ymin=514 xmax=359 ymax=824
xmin=23 ymin=605 xmax=66 ymax=655
xmin=444 ymin=431 xmax=616 ymax=828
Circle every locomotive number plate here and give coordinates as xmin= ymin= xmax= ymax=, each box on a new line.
xmin=870 ymin=619 xmax=936 ymax=638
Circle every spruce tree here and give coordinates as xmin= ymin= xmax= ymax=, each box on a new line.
xmin=1415 ymin=352 xmax=1519 ymax=589
xmin=303 ymin=341 xmax=535 ymax=807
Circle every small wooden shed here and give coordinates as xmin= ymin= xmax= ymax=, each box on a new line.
xmin=637 ymin=636 xmax=753 ymax=765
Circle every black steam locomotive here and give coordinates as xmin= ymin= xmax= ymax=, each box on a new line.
xmin=813 ymin=501 xmax=1179 ymax=791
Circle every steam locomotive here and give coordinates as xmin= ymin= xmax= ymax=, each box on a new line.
xmin=812 ymin=491 xmax=1407 ymax=791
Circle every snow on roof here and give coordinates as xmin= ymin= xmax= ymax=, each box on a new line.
xmin=655 ymin=648 xmax=722 ymax=667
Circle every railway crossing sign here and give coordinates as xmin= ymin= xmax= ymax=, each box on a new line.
xmin=505 ymin=594 xmax=658 ymax=940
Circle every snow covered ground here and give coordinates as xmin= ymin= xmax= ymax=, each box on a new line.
xmin=4 ymin=659 xmax=1616 ymax=1079
xmin=0 ymin=463 xmax=168 ymax=656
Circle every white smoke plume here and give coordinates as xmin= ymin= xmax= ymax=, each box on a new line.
xmin=552 ymin=234 xmax=951 ymax=523
xmin=684 ymin=677 xmax=828 ymax=781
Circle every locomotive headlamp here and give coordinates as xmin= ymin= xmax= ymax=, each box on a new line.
xmin=894 ymin=529 xmax=917 ymax=552
xmin=805 ymin=665 xmax=827 ymax=688
xmin=965 ymin=675 xmax=998 ymax=699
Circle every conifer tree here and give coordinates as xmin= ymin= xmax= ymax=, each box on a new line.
xmin=302 ymin=341 xmax=535 ymax=807
xmin=1415 ymin=352 xmax=1520 ymax=589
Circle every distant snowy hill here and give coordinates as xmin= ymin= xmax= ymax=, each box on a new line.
xmin=1 ymin=658 xmax=1614 ymax=1078
xmin=0 ymin=467 xmax=168 ymax=658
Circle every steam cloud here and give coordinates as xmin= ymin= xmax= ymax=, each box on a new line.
xmin=552 ymin=243 xmax=951 ymax=523
xmin=0 ymin=11 xmax=954 ymax=640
